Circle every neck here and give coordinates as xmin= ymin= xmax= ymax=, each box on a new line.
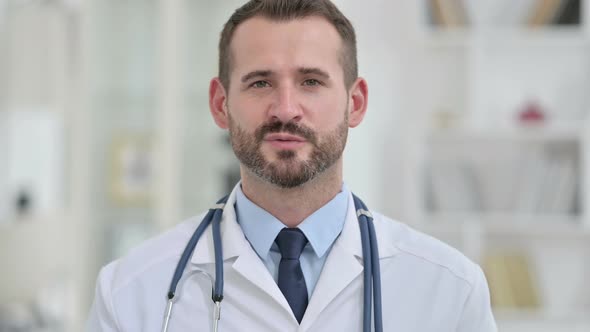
xmin=240 ymin=160 xmax=343 ymax=228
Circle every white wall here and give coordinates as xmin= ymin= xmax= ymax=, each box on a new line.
xmin=336 ymin=0 xmax=420 ymax=220
xmin=0 ymin=0 xmax=73 ymax=316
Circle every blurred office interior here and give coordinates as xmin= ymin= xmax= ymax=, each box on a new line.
xmin=1 ymin=0 xmax=589 ymax=331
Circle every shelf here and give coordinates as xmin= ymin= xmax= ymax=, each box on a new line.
xmin=494 ymin=307 xmax=590 ymax=320
xmin=422 ymin=28 xmax=470 ymax=49
xmin=423 ymin=26 xmax=589 ymax=50
xmin=420 ymin=213 xmax=590 ymax=239
xmin=0 ymin=211 xmax=68 ymax=230
xmin=495 ymin=308 xmax=590 ymax=326
xmin=409 ymin=2 xmax=590 ymax=329
xmin=428 ymin=125 xmax=583 ymax=143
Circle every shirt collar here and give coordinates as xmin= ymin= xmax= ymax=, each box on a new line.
xmin=235 ymin=183 xmax=350 ymax=260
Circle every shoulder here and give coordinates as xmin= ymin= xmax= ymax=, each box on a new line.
xmin=370 ymin=212 xmax=496 ymax=330
xmin=372 ymin=211 xmax=481 ymax=288
xmin=96 ymin=213 xmax=207 ymax=296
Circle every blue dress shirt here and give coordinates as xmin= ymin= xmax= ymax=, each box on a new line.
xmin=235 ymin=184 xmax=349 ymax=298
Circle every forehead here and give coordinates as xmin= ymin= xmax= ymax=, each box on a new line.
xmin=229 ymin=16 xmax=344 ymax=78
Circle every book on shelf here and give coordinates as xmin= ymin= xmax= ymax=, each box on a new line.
xmin=427 ymin=159 xmax=481 ymax=212
xmin=514 ymin=149 xmax=546 ymax=214
xmin=428 ymin=0 xmax=468 ymax=27
xmin=483 ymin=252 xmax=541 ymax=309
xmin=545 ymin=156 xmax=577 ymax=214
xmin=515 ymin=147 xmax=579 ymax=215
xmin=528 ymin=0 xmax=564 ymax=26
xmin=554 ymin=0 xmax=581 ymax=25
xmin=426 ymin=141 xmax=579 ymax=216
xmin=528 ymin=0 xmax=581 ymax=26
xmin=427 ymin=0 xmax=580 ymax=28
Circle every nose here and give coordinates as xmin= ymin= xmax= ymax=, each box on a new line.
xmin=268 ymin=84 xmax=303 ymax=123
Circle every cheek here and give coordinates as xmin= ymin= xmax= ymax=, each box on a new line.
xmin=312 ymin=97 xmax=348 ymax=126
xmin=228 ymin=99 xmax=264 ymax=128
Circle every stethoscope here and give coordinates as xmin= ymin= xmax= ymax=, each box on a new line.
xmin=161 ymin=194 xmax=383 ymax=332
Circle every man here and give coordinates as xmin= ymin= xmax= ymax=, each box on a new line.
xmin=87 ymin=0 xmax=497 ymax=331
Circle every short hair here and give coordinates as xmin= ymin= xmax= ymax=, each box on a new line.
xmin=218 ymin=0 xmax=358 ymax=90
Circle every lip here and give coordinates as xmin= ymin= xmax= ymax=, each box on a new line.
xmin=263 ymin=133 xmax=307 ymax=149
xmin=264 ymin=133 xmax=306 ymax=142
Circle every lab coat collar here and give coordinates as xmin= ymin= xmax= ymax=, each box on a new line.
xmin=188 ymin=184 xmax=402 ymax=326
xmin=188 ymin=185 xmax=401 ymax=265
xmin=336 ymin=191 xmax=401 ymax=261
xmin=189 ymin=183 xmax=249 ymax=265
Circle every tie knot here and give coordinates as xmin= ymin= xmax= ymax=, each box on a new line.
xmin=275 ymin=228 xmax=308 ymax=260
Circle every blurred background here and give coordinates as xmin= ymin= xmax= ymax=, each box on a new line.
xmin=0 ymin=0 xmax=589 ymax=331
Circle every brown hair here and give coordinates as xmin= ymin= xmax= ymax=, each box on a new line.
xmin=218 ymin=0 xmax=357 ymax=90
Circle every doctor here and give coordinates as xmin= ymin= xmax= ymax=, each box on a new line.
xmin=87 ymin=0 xmax=497 ymax=331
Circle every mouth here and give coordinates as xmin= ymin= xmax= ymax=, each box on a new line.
xmin=264 ymin=133 xmax=306 ymax=142
xmin=263 ymin=133 xmax=307 ymax=149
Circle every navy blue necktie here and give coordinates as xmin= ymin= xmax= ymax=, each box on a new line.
xmin=275 ymin=228 xmax=309 ymax=323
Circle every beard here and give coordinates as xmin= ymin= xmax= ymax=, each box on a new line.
xmin=228 ymin=110 xmax=348 ymax=188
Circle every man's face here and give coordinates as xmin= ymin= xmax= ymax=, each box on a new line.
xmin=223 ymin=16 xmax=352 ymax=188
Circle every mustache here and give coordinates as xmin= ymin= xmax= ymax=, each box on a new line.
xmin=255 ymin=121 xmax=317 ymax=145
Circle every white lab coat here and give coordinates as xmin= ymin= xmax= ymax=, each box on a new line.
xmin=87 ymin=187 xmax=497 ymax=332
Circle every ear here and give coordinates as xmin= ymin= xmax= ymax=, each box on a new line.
xmin=209 ymin=77 xmax=229 ymax=129
xmin=348 ymin=77 xmax=368 ymax=128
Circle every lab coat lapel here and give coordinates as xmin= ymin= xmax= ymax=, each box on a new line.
xmin=224 ymin=190 xmax=294 ymax=318
xmin=299 ymin=193 xmax=364 ymax=330
xmin=189 ymin=185 xmax=295 ymax=321
xmin=299 ymin=192 xmax=402 ymax=330
xmin=231 ymin=246 xmax=294 ymax=319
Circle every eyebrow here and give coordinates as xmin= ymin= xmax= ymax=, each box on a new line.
xmin=299 ymin=67 xmax=331 ymax=80
xmin=241 ymin=70 xmax=272 ymax=83
xmin=240 ymin=67 xmax=331 ymax=83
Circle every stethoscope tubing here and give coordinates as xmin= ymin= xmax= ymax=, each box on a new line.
xmin=163 ymin=194 xmax=382 ymax=332
xmin=211 ymin=207 xmax=225 ymax=302
xmin=354 ymin=194 xmax=383 ymax=332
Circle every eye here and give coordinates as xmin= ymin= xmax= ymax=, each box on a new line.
xmin=302 ymin=79 xmax=322 ymax=87
xmin=250 ymin=80 xmax=270 ymax=88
